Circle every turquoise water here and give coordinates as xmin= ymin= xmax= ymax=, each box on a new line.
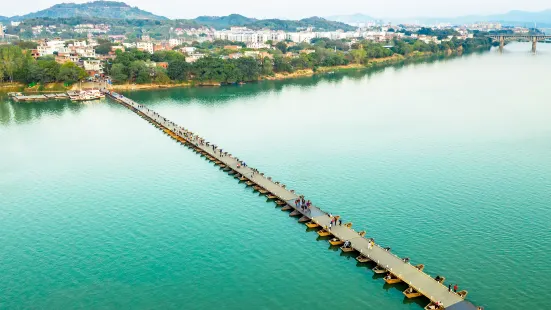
xmin=1 ymin=43 xmax=550 ymax=309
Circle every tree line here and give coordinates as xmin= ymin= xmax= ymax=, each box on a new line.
xmin=0 ymin=45 xmax=87 ymax=85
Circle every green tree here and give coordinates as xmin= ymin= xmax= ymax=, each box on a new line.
xmin=273 ymin=56 xmax=293 ymax=73
xmin=58 ymin=61 xmax=87 ymax=84
xmin=260 ymin=57 xmax=273 ymax=75
xmin=192 ymin=57 xmax=226 ymax=82
xmin=350 ymin=49 xmax=367 ymax=64
xmin=152 ymin=50 xmax=185 ymax=63
xmin=110 ymin=63 xmax=128 ymax=83
xmin=14 ymin=41 xmax=38 ymax=50
xmin=275 ymin=41 xmax=287 ymax=54
xmin=154 ymin=67 xmax=171 ymax=84
xmin=128 ymin=61 xmax=150 ymax=83
xmin=167 ymin=59 xmax=191 ymax=81
xmin=95 ymin=42 xmax=114 ymax=55
xmin=0 ymin=45 xmax=25 ymax=82
xmin=36 ymin=60 xmax=60 ymax=83
xmin=235 ymin=57 xmax=260 ymax=81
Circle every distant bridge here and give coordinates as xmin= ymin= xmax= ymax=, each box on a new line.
xmin=487 ymin=34 xmax=551 ymax=53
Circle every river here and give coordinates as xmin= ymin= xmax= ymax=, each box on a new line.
xmin=1 ymin=42 xmax=550 ymax=309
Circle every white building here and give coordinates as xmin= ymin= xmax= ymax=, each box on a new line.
xmin=83 ymin=59 xmax=103 ymax=73
xmin=136 ymin=41 xmax=154 ymax=54
xmin=246 ymin=42 xmax=270 ymax=49
xmin=73 ymin=40 xmax=87 ymax=47
xmin=0 ymin=23 xmax=4 ymax=39
xmin=181 ymin=46 xmax=197 ymax=54
xmin=286 ymin=32 xmax=316 ymax=43
xmin=37 ymin=40 xmax=66 ymax=56
xmin=75 ymin=47 xmax=96 ymax=58
xmin=169 ymin=38 xmax=185 ymax=47
xmin=185 ymin=52 xmax=205 ymax=63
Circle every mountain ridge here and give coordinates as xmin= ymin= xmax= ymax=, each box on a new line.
xmin=10 ymin=1 xmax=168 ymax=21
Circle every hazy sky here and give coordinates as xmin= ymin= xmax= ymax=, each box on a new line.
xmin=3 ymin=0 xmax=550 ymax=19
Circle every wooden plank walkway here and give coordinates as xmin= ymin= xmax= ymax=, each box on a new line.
xmin=104 ymin=90 xmax=479 ymax=310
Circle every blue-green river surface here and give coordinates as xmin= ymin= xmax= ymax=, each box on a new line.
xmin=1 ymin=43 xmax=550 ymax=309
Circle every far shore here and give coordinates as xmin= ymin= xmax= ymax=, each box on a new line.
xmin=0 ymin=49 xmax=482 ymax=95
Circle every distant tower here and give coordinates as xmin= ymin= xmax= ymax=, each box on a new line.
xmin=0 ymin=23 xmax=4 ymax=39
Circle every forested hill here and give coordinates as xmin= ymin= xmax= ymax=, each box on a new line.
xmin=193 ymin=14 xmax=355 ymax=31
xmin=194 ymin=14 xmax=257 ymax=28
xmin=4 ymin=1 xmax=354 ymax=32
xmin=11 ymin=1 xmax=168 ymax=21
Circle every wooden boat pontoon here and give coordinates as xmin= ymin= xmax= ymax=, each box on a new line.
xmin=218 ymin=164 xmax=226 ymax=168
xmin=289 ymin=210 xmax=301 ymax=217
xmin=358 ymin=231 xmax=366 ymax=237
xmin=305 ymin=221 xmax=319 ymax=228
xmin=372 ymin=265 xmax=387 ymax=274
xmin=266 ymin=194 xmax=277 ymax=199
xmin=275 ymin=200 xmax=286 ymax=205
xmin=245 ymin=181 xmax=254 ymax=186
xmin=403 ymin=287 xmax=423 ymax=298
xmin=383 ymin=273 xmax=402 ymax=284
xmin=457 ymin=290 xmax=468 ymax=299
xmin=258 ymin=189 xmax=269 ymax=195
xmin=252 ymin=186 xmax=261 ymax=191
xmin=317 ymin=229 xmax=332 ymax=237
xmin=434 ymin=275 xmax=445 ymax=284
xmin=223 ymin=167 xmax=231 ymax=171
xmin=356 ymin=254 xmax=371 ymax=263
xmin=415 ymin=264 xmax=425 ymax=271
xmin=341 ymin=245 xmax=355 ymax=253
xmin=298 ymin=216 xmax=310 ymax=223
xmin=281 ymin=205 xmax=292 ymax=211
xmin=239 ymin=176 xmax=248 ymax=181
xmin=329 ymin=238 xmax=343 ymax=246
xmin=424 ymin=301 xmax=444 ymax=310
xmin=228 ymin=170 xmax=236 ymax=175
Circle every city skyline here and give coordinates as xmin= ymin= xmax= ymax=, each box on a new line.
xmin=2 ymin=0 xmax=551 ymax=20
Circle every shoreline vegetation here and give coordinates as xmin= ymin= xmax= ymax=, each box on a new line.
xmin=1 ymin=35 xmax=493 ymax=95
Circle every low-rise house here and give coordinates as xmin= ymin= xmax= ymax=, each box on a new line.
xmin=73 ymin=40 xmax=87 ymax=47
xmin=181 ymin=46 xmax=197 ymax=54
xmin=75 ymin=47 xmax=96 ymax=58
xmin=185 ymin=52 xmax=205 ymax=63
xmin=246 ymin=42 xmax=270 ymax=49
xmin=55 ymin=52 xmax=80 ymax=64
xmin=83 ymin=59 xmax=103 ymax=75
xmin=137 ymin=41 xmax=154 ymax=54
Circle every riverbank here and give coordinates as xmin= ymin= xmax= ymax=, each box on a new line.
xmin=0 ymin=47 xmax=489 ymax=95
